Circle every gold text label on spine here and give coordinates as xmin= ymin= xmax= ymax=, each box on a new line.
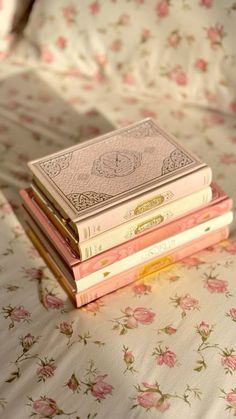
xmin=138 ymin=255 xmax=173 ymax=278
xmin=134 ymin=214 xmax=164 ymax=235
xmin=134 ymin=195 xmax=165 ymax=215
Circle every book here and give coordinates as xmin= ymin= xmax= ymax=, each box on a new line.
xmin=75 ymin=227 xmax=229 ymax=307
xmin=25 ymin=225 xmax=229 ymax=308
xmin=71 ymin=187 xmax=212 ymax=258
xmin=19 ymin=183 xmax=232 ymax=279
xmin=30 ymin=165 xmax=212 ymax=247
xmin=23 ymin=208 xmax=233 ymax=293
xmin=22 ymin=186 xmax=212 ymax=259
xmin=28 ymin=118 xmax=212 ymax=239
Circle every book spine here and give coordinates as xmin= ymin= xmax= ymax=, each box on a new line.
xmin=25 ymin=226 xmax=77 ymax=299
xmin=79 ymin=187 xmax=212 ymax=260
xmin=20 ymin=189 xmax=77 ymax=266
xmin=75 ymin=227 xmax=229 ymax=307
xmin=73 ymin=195 xmax=232 ymax=279
xmin=76 ymin=166 xmax=212 ymax=241
xmin=75 ymin=212 xmax=233 ymax=292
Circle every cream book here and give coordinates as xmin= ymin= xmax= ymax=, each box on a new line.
xmin=28 ymin=118 xmax=212 ymax=239
xmin=30 ymin=184 xmax=212 ymax=260
xmin=78 ymin=186 xmax=212 ymax=259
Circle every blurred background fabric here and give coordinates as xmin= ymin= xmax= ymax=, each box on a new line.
xmin=10 ymin=0 xmax=236 ymax=114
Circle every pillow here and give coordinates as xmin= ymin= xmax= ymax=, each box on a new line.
xmin=24 ymin=0 xmax=236 ymax=114
xmin=0 ymin=0 xmax=33 ymax=56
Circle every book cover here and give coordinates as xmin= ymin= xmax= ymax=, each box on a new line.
xmin=19 ymin=183 xmax=232 ymax=280
xmin=28 ymin=118 xmax=211 ymax=236
xmin=23 ymin=207 xmax=233 ymax=293
xmin=25 ymin=225 xmax=229 ymax=308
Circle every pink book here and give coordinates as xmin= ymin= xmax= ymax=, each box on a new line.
xmin=25 ymin=224 xmax=229 ymax=308
xmin=28 ymin=118 xmax=211 ymax=240
xmin=19 ymin=183 xmax=232 ymax=280
xmin=24 ymin=209 xmax=233 ymax=292
xmin=74 ymin=227 xmax=228 ymax=307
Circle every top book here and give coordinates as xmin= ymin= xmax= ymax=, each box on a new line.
xmin=28 ymin=118 xmax=211 ymax=238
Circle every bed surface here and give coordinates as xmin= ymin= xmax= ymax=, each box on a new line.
xmin=0 ymin=63 xmax=236 ymax=419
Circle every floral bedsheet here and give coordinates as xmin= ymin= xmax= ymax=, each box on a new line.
xmin=0 ymin=62 xmax=236 ymax=418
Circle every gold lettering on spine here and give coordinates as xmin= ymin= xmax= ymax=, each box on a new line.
xmin=134 ymin=195 xmax=165 ymax=215
xmin=134 ymin=214 xmax=164 ymax=235
xmin=138 ymin=256 xmax=173 ymax=277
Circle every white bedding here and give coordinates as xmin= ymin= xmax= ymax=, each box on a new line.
xmin=0 ymin=60 xmax=235 ymax=418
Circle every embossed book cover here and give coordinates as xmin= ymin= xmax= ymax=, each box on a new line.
xmin=28 ymin=118 xmax=211 ymax=236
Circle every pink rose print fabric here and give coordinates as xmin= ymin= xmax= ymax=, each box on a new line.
xmin=0 ymin=1 xmax=235 ymax=417
xmin=111 ymin=306 xmax=155 ymax=334
xmin=19 ymin=0 xmax=236 ymax=114
xmin=28 ymin=396 xmax=75 ymax=418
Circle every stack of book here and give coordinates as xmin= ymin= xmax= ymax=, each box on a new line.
xmin=20 ymin=118 xmax=233 ymax=308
